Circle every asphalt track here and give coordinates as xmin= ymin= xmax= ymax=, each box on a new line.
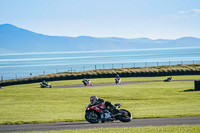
xmin=0 ymin=117 xmax=199 ymax=132
xmin=53 ymin=80 xmax=193 ymax=88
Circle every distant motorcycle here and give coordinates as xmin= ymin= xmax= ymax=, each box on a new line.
xmin=82 ymin=80 xmax=93 ymax=86
xmin=164 ymin=77 xmax=172 ymax=82
xmin=115 ymin=78 xmax=122 ymax=84
xmin=40 ymin=82 xmax=52 ymax=88
xmin=85 ymin=102 xmax=132 ymax=123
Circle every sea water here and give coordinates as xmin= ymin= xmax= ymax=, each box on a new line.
xmin=0 ymin=47 xmax=200 ymax=80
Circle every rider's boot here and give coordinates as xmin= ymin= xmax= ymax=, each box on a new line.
xmin=109 ymin=105 xmax=118 ymax=115
xmin=100 ymin=111 xmax=105 ymax=123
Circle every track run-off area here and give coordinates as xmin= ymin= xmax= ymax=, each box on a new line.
xmin=0 ymin=80 xmax=199 ymax=132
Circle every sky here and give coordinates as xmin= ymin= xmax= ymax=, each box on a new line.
xmin=0 ymin=0 xmax=200 ymax=39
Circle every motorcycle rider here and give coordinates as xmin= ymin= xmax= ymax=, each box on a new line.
xmin=83 ymin=78 xmax=86 ymax=82
xmin=40 ymin=80 xmax=52 ymax=88
xmin=83 ymin=78 xmax=89 ymax=85
xmin=115 ymin=74 xmax=121 ymax=84
xmin=83 ymin=78 xmax=91 ymax=83
xmin=82 ymin=78 xmax=87 ymax=84
xmin=41 ymin=80 xmax=47 ymax=86
xmin=90 ymin=95 xmax=117 ymax=121
xmin=165 ymin=76 xmax=172 ymax=81
xmin=115 ymin=74 xmax=120 ymax=80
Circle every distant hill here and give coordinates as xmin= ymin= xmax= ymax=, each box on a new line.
xmin=0 ymin=24 xmax=200 ymax=53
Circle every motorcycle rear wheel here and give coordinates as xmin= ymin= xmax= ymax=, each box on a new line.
xmin=85 ymin=111 xmax=101 ymax=123
xmin=117 ymin=109 xmax=132 ymax=122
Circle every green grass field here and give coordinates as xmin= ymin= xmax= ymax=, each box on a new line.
xmin=0 ymin=75 xmax=200 ymax=124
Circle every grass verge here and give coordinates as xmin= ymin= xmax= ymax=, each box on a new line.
xmin=16 ymin=125 xmax=200 ymax=133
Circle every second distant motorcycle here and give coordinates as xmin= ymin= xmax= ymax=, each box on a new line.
xmin=40 ymin=80 xmax=52 ymax=88
xmin=82 ymin=78 xmax=93 ymax=86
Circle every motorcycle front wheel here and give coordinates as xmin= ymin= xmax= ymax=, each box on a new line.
xmin=85 ymin=111 xmax=101 ymax=123
xmin=117 ymin=109 xmax=132 ymax=122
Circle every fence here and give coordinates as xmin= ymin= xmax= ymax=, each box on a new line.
xmin=1 ymin=60 xmax=200 ymax=81
xmin=65 ymin=60 xmax=199 ymax=73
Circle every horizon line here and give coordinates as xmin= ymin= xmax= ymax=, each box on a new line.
xmin=1 ymin=47 xmax=200 ymax=56
xmin=1 ymin=23 xmax=200 ymax=40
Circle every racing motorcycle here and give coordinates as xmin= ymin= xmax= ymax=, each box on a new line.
xmin=85 ymin=102 xmax=132 ymax=123
xmin=115 ymin=78 xmax=122 ymax=84
xmin=164 ymin=76 xmax=172 ymax=82
xmin=40 ymin=82 xmax=52 ymax=88
xmin=82 ymin=80 xmax=93 ymax=86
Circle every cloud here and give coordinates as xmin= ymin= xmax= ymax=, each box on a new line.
xmin=162 ymin=9 xmax=200 ymax=18
xmin=178 ymin=9 xmax=200 ymax=14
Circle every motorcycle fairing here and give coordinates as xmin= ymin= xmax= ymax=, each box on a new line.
xmin=87 ymin=103 xmax=106 ymax=112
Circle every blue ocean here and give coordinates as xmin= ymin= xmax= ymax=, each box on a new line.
xmin=0 ymin=47 xmax=200 ymax=80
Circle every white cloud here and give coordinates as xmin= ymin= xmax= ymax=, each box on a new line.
xmin=162 ymin=9 xmax=200 ymax=18
xmin=179 ymin=9 xmax=200 ymax=14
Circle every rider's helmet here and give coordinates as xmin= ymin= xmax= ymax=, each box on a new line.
xmin=90 ymin=95 xmax=98 ymax=105
xmin=83 ymin=78 xmax=86 ymax=81
xmin=116 ymin=74 xmax=120 ymax=78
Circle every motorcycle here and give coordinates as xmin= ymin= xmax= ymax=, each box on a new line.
xmin=115 ymin=78 xmax=122 ymax=84
xmin=164 ymin=76 xmax=172 ymax=82
xmin=82 ymin=80 xmax=93 ymax=86
xmin=85 ymin=102 xmax=132 ymax=123
xmin=40 ymin=82 xmax=52 ymax=88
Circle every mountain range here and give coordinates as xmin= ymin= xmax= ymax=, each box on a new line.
xmin=0 ymin=24 xmax=200 ymax=53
